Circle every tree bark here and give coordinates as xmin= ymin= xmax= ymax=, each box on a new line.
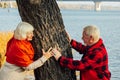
xmin=16 ymin=0 xmax=76 ymax=80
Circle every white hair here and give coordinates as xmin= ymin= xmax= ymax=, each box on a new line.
xmin=14 ymin=22 xmax=34 ymax=40
xmin=83 ymin=25 xmax=100 ymax=41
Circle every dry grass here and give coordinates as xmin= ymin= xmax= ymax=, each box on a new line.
xmin=0 ymin=32 xmax=13 ymax=68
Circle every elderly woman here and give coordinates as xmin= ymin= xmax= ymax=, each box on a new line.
xmin=52 ymin=25 xmax=111 ymax=80
xmin=0 ymin=22 xmax=52 ymax=80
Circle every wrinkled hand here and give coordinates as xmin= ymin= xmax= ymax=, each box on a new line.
xmin=42 ymin=47 xmax=52 ymax=59
xmin=51 ymin=48 xmax=62 ymax=60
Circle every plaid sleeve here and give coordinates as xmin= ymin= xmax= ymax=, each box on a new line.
xmin=58 ymin=51 xmax=105 ymax=71
xmin=70 ymin=39 xmax=86 ymax=54
xmin=58 ymin=56 xmax=90 ymax=70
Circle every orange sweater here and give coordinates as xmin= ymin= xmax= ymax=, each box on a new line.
xmin=6 ymin=37 xmax=34 ymax=67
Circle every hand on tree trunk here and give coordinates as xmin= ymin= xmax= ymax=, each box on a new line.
xmin=51 ymin=48 xmax=62 ymax=61
xmin=42 ymin=47 xmax=53 ymax=60
xmin=66 ymin=32 xmax=72 ymax=43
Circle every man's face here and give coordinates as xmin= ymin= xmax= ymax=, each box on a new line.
xmin=82 ymin=31 xmax=91 ymax=46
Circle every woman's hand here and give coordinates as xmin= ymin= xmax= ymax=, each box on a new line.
xmin=51 ymin=48 xmax=62 ymax=60
xmin=42 ymin=47 xmax=52 ymax=59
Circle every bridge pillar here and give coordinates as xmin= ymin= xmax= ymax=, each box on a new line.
xmin=94 ymin=1 xmax=101 ymax=11
xmin=9 ymin=1 xmax=13 ymax=8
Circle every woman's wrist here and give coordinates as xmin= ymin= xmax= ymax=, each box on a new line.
xmin=40 ymin=56 xmax=47 ymax=64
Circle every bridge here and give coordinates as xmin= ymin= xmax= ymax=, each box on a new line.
xmin=57 ymin=0 xmax=120 ymax=11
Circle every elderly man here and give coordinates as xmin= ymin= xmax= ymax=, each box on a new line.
xmin=52 ymin=25 xmax=111 ymax=80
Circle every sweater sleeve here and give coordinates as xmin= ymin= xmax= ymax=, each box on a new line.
xmin=58 ymin=56 xmax=87 ymax=70
xmin=23 ymin=56 xmax=47 ymax=70
xmin=70 ymin=39 xmax=86 ymax=54
xmin=58 ymin=53 xmax=104 ymax=71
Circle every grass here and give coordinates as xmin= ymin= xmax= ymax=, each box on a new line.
xmin=0 ymin=32 xmax=13 ymax=68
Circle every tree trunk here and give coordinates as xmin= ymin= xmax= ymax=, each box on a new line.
xmin=16 ymin=0 xmax=76 ymax=80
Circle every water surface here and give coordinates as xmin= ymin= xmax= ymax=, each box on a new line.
xmin=0 ymin=8 xmax=120 ymax=80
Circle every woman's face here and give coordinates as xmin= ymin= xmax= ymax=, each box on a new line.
xmin=26 ymin=31 xmax=34 ymax=41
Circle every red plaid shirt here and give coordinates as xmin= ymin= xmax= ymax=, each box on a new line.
xmin=58 ymin=39 xmax=111 ymax=80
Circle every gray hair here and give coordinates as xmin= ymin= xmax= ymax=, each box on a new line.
xmin=83 ymin=25 xmax=100 ymax=41
xmin=14 ymin=22 xmax=34 ymax=40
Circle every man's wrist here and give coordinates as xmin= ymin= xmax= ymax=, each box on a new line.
xmin=58 ymin=56 xmax=62 ymax=62
xmin=56 ymin=55 xmax=62 ymax=61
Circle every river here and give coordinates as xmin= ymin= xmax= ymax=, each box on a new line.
xmin=0 ymin=8 xmax=120 ymax=80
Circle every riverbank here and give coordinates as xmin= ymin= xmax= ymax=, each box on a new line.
xmin=0 ymin=1 xmax=91 ymax=9
xmin=0 ymin=1 xmax=17 ymax=8
xmin=0 ymin=1 xmax=120 ymax=10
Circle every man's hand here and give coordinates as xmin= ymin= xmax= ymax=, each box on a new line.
xmin=66 ymin=32 xmax=71 ymax=43
xmin=51 ymin=48 xmax=62 ymax=60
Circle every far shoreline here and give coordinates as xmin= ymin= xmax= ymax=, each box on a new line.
xmin=0 ymin=1 xmax=120 ymax=10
